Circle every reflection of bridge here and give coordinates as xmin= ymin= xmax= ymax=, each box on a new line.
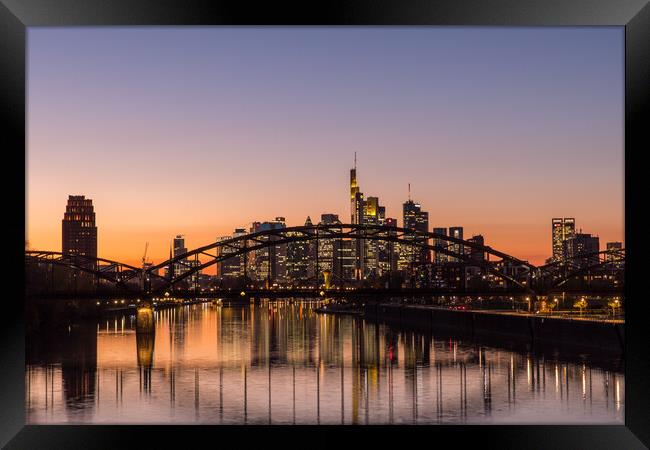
xmin=25 ymin=224 xmax=625 ymax=297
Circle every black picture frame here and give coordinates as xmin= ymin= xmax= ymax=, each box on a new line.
xmin=1 ymin=0 xmax=648 ymax=448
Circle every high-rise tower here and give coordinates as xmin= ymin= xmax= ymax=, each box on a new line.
xmin=552 ymin=218 xmax=576 ymax=261
xmin=350 ymin=153 xmax=365 ymax=279
xmin=62 ymin=195 xmax=97 ymax=266
xmin=400 ymin=195 xmax=429 ymax=269
xmin=350 ymin=152 xmax=365 ymax=226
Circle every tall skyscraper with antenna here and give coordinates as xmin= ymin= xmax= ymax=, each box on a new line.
xmin=350 ymin=153 xmax=364 ymax=278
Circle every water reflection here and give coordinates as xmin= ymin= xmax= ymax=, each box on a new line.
xmin=26 ymin=301 xmax=624 ymax=424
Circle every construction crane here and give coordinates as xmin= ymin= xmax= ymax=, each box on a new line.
xmin=142 ymin=242 xmax=149 ymax=268
xmin=141 ymin=242 xmax=150 ymax=294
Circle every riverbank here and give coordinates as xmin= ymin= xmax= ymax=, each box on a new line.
xmin=26 ymin=297 xmax=212 ymax=331
xmin=314 ymin=304 xmax=362 ymax=316
xmin=363 ymin=303 xmax=624 ymax=354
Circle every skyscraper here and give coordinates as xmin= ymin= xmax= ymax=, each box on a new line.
xmin=563 ymin=232 xmax=599 ymax=268
xmin=173 ymin=235 xmax=187 ymax=258
xmin=350 ymin=155 xmax=364 ymax=279
xmin=378 ymin=217 xmax=398 ymax=273
xmin=363 ymin=196 xmax=385 ymax=277
xmin=467 ymin=234 xmax=485 ymax=263
xmin=286 ymin=217 xmax=313 ymax=283
xmin=62 ymin=195 xmax=97 ymax=266
xmin=251 ymin=217 xmax=287 ymax=285
xmin=552 ymin=218 xmax=576 ymax=261
xmin=432 ymin=227 xmax=448 ymax=264
xmin=173 ymin=234 xmax=187 ymax=276
xmin=348 ymin=156 xmax=392 ymax=279
xmin=605 ymin=241 xmax=624 ymax=269
xmin=399 ymin=198 xmax=429 ymax=270
xmin=318 ymin=213 xmax=342 ymax=282
xmin=166 ymin=234 xmax=193 ymax=279
xmin=350 ymin=155 xmax=360 ymax=224
xmin=217 ymin=228 xmax=248 ymax=281
xmin=449 ymin=226 xmax=464 ymax=262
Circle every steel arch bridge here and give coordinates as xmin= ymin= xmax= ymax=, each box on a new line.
xmin=25 ymin=225 xmax=625 ymax=297
xmin=24 ymin=250 xmax=164 ymax=291
xmin=536 ymin=248 xmax=625 ymax=292
xmin=146 ymin=224 xmax=537 ymax=294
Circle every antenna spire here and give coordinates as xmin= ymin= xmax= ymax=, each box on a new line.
xmin=408 ymin=183 xmax=411 ymax=201
xmin=354 ymin=152 xmax=357 ymax=169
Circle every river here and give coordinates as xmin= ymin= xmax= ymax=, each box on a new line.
xmin=26 ymin=300 xmax=624 ymax=424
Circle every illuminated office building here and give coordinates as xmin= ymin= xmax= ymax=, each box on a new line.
xmin=317 ymin=214 xmax=342 ymax=282
xmin=467 ymin=234 xmax=485 ymax=263
xmin=432 ymin=227 xmax=448 ymax=264
xmin=563 ymin=232 xmax=599 ymax=268
xmin=377 ymin=217 xmax=398 ymax=273
xmin=251 ymin=217 xmax=287 ymax=285
xmin=605 ymin=241 xmax=624 ymax=269
xmin=173 ymin=235 xmax=187 ymax=258
xmin=350 ymin=153 xmax=363 ymax=224
xmin=217 ymin=228 xmax=248 ymax=280
xmin=363 ymin=196 xmax=385 ymax=278
xmin=348 ymin=156 xmax=388 ymax=279
xmin=62 ymin=195 xmax=97 ymax=266
xmin=164 ymin=235 xmax=198 ymax=281
xmin=552 ymin=218 xmax=576 ymax=261
xmin=172 ymin=235 xmax=189 ymax=278
xmin=399 ymin=198 xmax=429 ymax=271
xmin=350 ymin=156 xmax=364 ymax=279
xmin=286 ymin=217 xmax=313 ymax=283
xmin=448 ymin=226 xmax=464 ymax=262
xmin=339 ymin=239 xmax=356 ymax=280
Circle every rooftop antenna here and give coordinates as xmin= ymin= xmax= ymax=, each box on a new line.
xmin=354 ymin=151 xmax=357 ymax=170
xmin=408 ymin=183 xmax=411 ymax=201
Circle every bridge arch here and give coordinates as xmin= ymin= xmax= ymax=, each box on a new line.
xmin=148 ymin=224 xmax=537 ymax=294
xmin=25 ymin=251 xmax=159 ymax=291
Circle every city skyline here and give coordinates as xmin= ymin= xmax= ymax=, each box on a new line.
xmin=26 ymin=27 xmax=624 ymax=267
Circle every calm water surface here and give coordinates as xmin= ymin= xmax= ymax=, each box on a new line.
xmin=26 ymin=301 xmax=624 ymax=424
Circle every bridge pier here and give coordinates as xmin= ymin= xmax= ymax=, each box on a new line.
xmin=136 ymin=326 xmax=155 ymax=368
xmin=136 ymin=303 xmax=155 ymax=334
xmin=323 ymin=270 xmax=332 ymax=290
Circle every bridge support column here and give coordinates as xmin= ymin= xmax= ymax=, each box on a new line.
xmin=323 ymin=270 xmax=332 ymax=290
xmin=136 ymin=326 xmax=155 ymax=368
xmin=136 ymin=303 xmax=155 ymax=334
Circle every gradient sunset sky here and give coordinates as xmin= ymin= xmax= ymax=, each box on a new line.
xmin=27 ymin=27 xmax=624 ymax=268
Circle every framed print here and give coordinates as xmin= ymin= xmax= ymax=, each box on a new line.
xmin=1 ymin=0 xmax=649 ymax=448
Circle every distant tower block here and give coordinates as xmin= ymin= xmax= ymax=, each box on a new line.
xmin=62 ymin=195 xmax=97 ymax=266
